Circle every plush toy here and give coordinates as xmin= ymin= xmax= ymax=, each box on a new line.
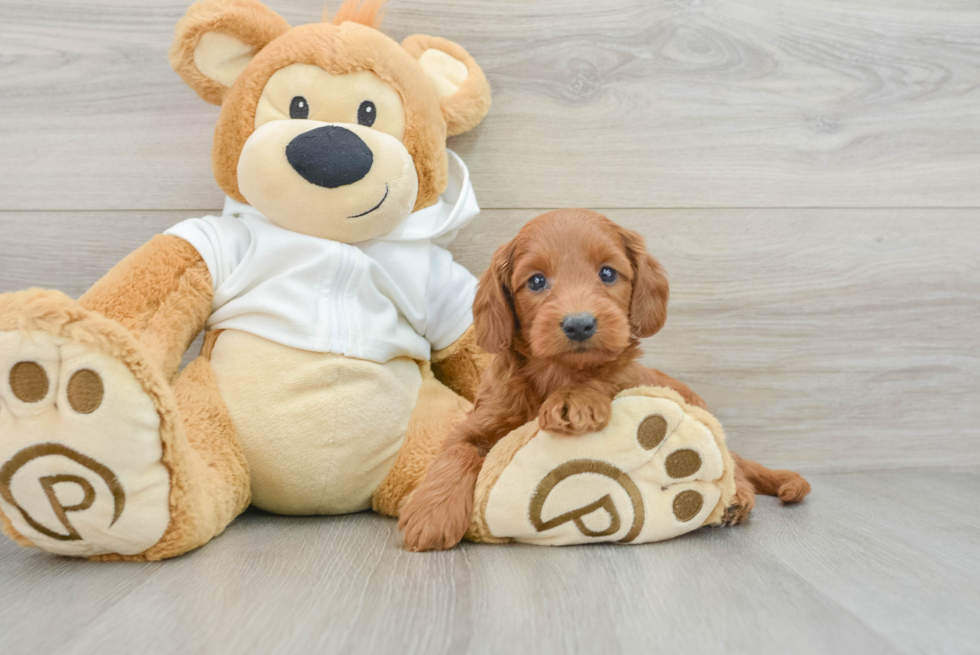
xmin=0 ymin=0 xmax=734 ymax=560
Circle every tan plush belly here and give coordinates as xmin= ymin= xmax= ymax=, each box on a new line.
xmin=210 ymin=330 xmax=422 ymax=515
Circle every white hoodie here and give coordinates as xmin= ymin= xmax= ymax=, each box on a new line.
xmin=165 ymin=150 xmax=478 ymax=363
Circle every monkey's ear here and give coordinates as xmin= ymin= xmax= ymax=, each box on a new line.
xmin=402 ymin=35 xmax=491 ymax=136
xmin=169 ymin=0 xmax=290 ymax=105
xmin=473 ymin=241 xmax=517 ymax=354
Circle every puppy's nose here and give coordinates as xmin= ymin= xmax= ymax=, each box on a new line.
xmin=562 ymin=313 xmax=597 ymax=342
xmin=285 ymin=125 xmax=373 ymax=188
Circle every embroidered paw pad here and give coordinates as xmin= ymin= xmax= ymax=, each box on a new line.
xmin=477 ymin=389 xmax=734 ymax=546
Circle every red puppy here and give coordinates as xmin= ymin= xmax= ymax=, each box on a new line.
xmin=400 ymin=209 xmax=810 ymax=551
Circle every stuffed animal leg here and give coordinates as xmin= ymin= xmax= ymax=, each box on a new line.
xmin=0 ymin=237 xmax=250 ymax=560
xmin=466 ymin=386 xmax=736 ymax=546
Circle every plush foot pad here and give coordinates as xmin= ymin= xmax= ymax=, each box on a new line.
xmin=469 ymin=387 xmax=735 ymax=546
xmin=0 ymin=329 xmax=171 ymax=556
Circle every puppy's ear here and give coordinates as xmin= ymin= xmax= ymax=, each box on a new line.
xmin=620 ymin=227 xmax=670 ymax=338
xmin=169 ymin=0 xmax=290 ymax=105
xmin=402 ymin=35 xmax=492 ymax=136
xmin=473 ymin=241 xmax=518 ymax=354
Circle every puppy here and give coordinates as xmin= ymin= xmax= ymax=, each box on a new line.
xmin=400 ymin=209 xmax=810 ymax=551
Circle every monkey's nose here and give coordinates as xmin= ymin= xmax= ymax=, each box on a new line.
xmin=561 ymin=313 xmax=597 ymax=342
xmin=285 ymin=125 xmax=373 ymax=188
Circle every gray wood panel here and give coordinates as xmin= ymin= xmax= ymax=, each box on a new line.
xmin=2 ymin=208 xmax=978 ymax=471
xmin=2 ymin=1 xmax=978 ymax=652
xmin=745 ymin=468 xmax=980 ymax=655
xmin=2 ymin=0 xmax=980 ymax=210
xmin=0 ymin=470 xmax=976 ymax=655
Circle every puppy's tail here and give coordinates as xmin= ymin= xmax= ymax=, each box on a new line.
xmin=732 ymin=453 xmax=811 ymax=503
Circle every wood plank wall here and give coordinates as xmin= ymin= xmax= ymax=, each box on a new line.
xmin=2 ymin=0 xmax=978 ymax=471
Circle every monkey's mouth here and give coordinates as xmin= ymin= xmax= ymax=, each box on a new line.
xmin=348 ymin=184 xmax=389 ymax=219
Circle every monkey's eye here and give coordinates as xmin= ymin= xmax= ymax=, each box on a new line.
xmin=599 ymin=266 xmax=618 ymax=284
xmin=527 ymin=274 xmax=548 ymax=291
xmin=289 ymin=96 xmax=309 ymax=120
xmin=357 ymin=100 xmax=377 ymax=127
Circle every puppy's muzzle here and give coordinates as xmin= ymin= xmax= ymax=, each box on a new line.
xmin=562 ymin=313 xmax=597 ymax=343
xmin=285 ymin=125 xmax=373 ymax=188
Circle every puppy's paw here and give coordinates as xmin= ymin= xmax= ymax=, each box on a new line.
xmin=538 ymin=390 xmax=612 ymax=436
xmin=720 ymin=483 xmax=756 ymax=526
xmin=399 ymin=484 xmax=472 ymax=552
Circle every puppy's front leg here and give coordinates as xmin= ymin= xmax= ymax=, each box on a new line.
xmin=399 ymin=440 xmax=484 ymax=551
xmin=400 ymin=396 xmax=528 ymax=551
xmin=538 ymin=381 xmax=615 ymax=436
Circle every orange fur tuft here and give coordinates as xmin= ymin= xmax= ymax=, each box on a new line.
xmin=323 ymin=0 xmax=387 ymax=29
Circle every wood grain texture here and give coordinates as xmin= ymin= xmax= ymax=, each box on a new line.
xmin=745 ymin=468 xmax=980 ymax=655
xmin=0 ymin=470 xmax=976 ymax=655
xmin=1 ymin=1 xmax=978 ymax=651
xmin=2 ymin=0 xmax=980 ymax=210
xmin=3 ymin=208 xmax=977 ymax=471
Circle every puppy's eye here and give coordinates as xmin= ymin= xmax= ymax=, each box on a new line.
xmin=599 ymin=266 xmax=618 ymax=284
xmin=289 ymin=96 xmax=309 ymax=120
xmin=527 ymin=274 xmax=547 ymax=291
xmin=358 ymin=100 xmax=377 ymax=127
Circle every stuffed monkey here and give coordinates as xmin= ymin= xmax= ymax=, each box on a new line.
xmin=0 ymin=0 xmax=736 ymax=559
xmin=0 ymin=0 xmax=492 ymax=560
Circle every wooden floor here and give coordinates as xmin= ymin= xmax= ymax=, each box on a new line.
xmin=1 ymin=0 xmax=979 ymax=653
xmin=1 ymin=469 xmax=977 ymax=655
